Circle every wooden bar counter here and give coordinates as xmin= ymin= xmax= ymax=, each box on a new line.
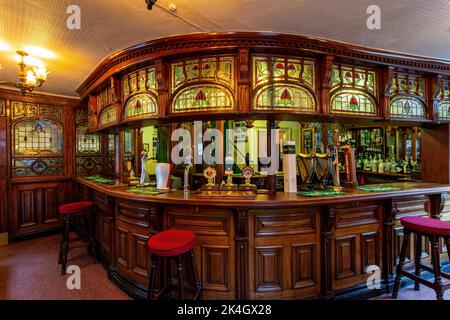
xmin=74 ymin=176 xmax=450 ymax=300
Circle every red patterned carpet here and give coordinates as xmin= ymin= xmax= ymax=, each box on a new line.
xmin=0 ymin=234 xmax=448 ymax=300
xmin=0 ymin=234 xmax=128 ymax=300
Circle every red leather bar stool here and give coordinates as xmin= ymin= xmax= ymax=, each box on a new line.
xmin=58 ymin=201 xmax=98 ymax=275
xmin=393 ymin=216 xmax=450 ymax=300
xmin=147 ymin=229 xmax=202 ymax=300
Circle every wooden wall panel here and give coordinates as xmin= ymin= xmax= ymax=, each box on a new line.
xmin=291 ymin=244 xmax=317 ymax=289
xmin=255 ymin=246 xmax=283 ymax=292
xmin=201 ymin=246 xmax=230 ymax=291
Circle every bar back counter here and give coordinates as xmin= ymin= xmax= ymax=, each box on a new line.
xmin=2 ymin=32 xmax=450 ymax=300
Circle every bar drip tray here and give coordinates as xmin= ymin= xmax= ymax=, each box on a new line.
xmin=195 ymin=190 xmax=257 ymax=199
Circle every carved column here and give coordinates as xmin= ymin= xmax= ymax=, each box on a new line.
xmin=88 ymin=95 xmax=98 ymax=132
xmin=319 ymin=55 xmax=334 ymax=115
xmin=110 ymin=76 xmax=122 ymax=122
xmin=267 ymin=120 xmax=277 ymax=194
xmin=383 ymin=198 xmax=398 ymax=290
xmin=237 ymin=48 xmax=251 ymax=113
xmin=380 ymin=66 xmax=394 ymax=119
xmin=155 ymin=59 xmax=170 ymax=118
xmin=234 ymin=208 xmax=249 ymax=300
xmin=321 ymin=205 xmax=335 ymax=298
xmin=429 ymin=75 xmax=443 ymax=122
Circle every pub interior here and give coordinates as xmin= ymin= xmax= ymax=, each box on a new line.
xmin=1 ymin=0 xmax=450 ymax=303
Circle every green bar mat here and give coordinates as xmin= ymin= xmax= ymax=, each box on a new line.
xmin=357 ymin=185 xmax=401 ymax=192
xmin=297 ymin=190 xmax=346 ymax=197
xmin=125 ymin=188 xmax=166 ymax=195
xmin=85 ymin=176 xmax=115 ymax=184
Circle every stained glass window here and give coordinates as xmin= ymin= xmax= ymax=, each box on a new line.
xmin=438 ymin=101 xmax=450 ymax=121
xmin=331 ymin=64 xmax=377 ymax=97
xmin=124 ymin=128 xmax=134 ymax=157
xmin=123 ymin=93 xmax=157 ymax=120
xmin=122 ymin=67 xmax=156 ymax=101
xmin=172 ymin=56 xmax=235 ymax=93
xmin=331 ymin=91 xmax=376 ymax=115
xmin=99 ymin=105 xmax=117 ymax=127
xmin=172 ymin=85 xmax=234 ymax=113
xmin=390 ymin=73 xmax=426 ymax=98
xmin=253 ymin=56 xmax=315 ymax=89
xmin=97 ymin=87 xmax=114 ymax=110
xmin=13 ymin=119 xmax=63 ymax=156
xmin=12 ymin=158 xmax=64 ymax=177
xmin=254 ymin=84 xmax=316 ymax=111
xmin=390 ymin=97 xmax=426 ymax=119
xmin=76 ymin=123 xmax=100 ymax=155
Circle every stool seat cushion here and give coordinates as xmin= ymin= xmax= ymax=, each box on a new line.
xmin=59 ymin=201 xmax=93 ymax=215
xmin=400 ymin=216 xmax=450 ymax=236
xmin=148 ymin=229 xmax=196 ymax=257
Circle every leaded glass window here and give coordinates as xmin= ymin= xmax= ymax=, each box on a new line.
xmin=122 ymin=67 xmax=156 ymax=101
xmin=253 ymin=56 xmax=315 ymax=90
xmin=99 ymin=105 xmax=117 ymax=127
xmin=438 ymin=101 xmax=450 ymax=121
xmin=97 ymin=87 xmax=114 ymax=110
xmin=331 ymin=91 xmax=376 ymax=115
xmin=14 ymin=119 xmax=63 ymax=156
xmin=172 ymin=85 xmax=234 ymax=113
xmin=254 ymin=84 xmax=316 ymax=111
xmin=76 ymin=123 xmax=100 ymax=155
xmin=123 ymin=93 xmax=157 ymax=120
xmin=390 ymin=73 xmax=426 ymax=98
xmin=124 ymin=129 xmax=134 ymax=156
xmin=390 ymin=97 xmax=426 ymax=119
xmin=331 ymin=64 xmax=377 ymax=97
xmin=171 ymin=56 xmax=235 ymax=93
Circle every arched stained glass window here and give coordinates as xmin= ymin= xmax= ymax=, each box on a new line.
xmin=390 ymin=97 xmax=426 ymax=119
xmin=438 ymin=101 xmax=450 ymax=121
xmin=331 ymin=91 xmax=376 ymax=115
xmin=254 ymin=84 xmax=316 ymax=111
xmin=172 ymin=85 xmax=234 ymax=113
xmin=99 ymin=105 xmax=117 ymax=127
xmin=123 ymin=93 xmax=157 ymax=120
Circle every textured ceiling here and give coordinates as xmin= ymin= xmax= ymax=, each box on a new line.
xmin=0 ymin=0 xmax=449 ymax=97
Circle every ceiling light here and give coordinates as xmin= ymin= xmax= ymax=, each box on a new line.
xmin=23 ymin=45 xmax=56 ymax=59
xmin=146 ymin=0 xmax=157 ymax=10
xmin=0 ymin=40 xmax=12 ymax=52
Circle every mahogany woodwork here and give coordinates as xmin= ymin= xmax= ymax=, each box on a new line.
xmin=74 ymin=176 xmax=450 ymax=300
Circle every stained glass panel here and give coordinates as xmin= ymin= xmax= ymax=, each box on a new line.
xmin=99 ymin=105 xmax=117 ymax=127
xmin=253 ymin=56 xmax=315 ymax=89
xmin=124 ymin=128 xmax=134 ymax=156
xmin=390 ymin=74 xmax=425 ymax=98
xmin=438 ymin=101 xmax=450 ymax=121
xmin=14 ymin=119 xmax=63 ymax=156
xmin=171 ymin=56 xmax=235 ymax=92
xmin=123 ymin=93 xmax=157 ymax=120
xmin=122 ymin=67 xmax=156 ymax=101
xmin=76 ymin=123 xmax=100 ymax=155
xmin=390 ymin=97 xmax=426 ymax=119
xmin=172 ymin=85 xmax=234 ymax=113
xmin=254 ymin=84 xmax=316 ymax=111
xmin=98 ymin=87 xmax=113 ymax=110
xmin=331 ymin=91 xmax=376 ymax=115
xmin=331 ymin=64 xmax=376 ymax=96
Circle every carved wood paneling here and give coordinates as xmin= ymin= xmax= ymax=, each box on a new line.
xmin=255 ymin=246 xmax=283 ymax=292
xmin=117 ymin=200 xmax=152 ymax=228
xmin=254 ymin=210 xmax=317 ymax=236
xmin=335 ymin=235 xmax=357 ymax=280
xmin=130 ymin=233 xmax=150 ymax=278
xmin=201 ymin=245 xmax=230 ymax=291
xmin=361 ymin=231 xmax=379 ymax=272
xmin=292 ymin=243 xmax=317 ymax=289
xmin=335 ymin=205 xmax=378 ymax=229
xmin=116 ymin=226 xmax=129 ymax=268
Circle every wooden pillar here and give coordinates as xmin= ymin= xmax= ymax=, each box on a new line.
xmin=237 ymin=48 xmax=251 ymax=113
xmin=0 ymin=102 xmax=8 ymax=233
xmin=155 ymin=59 xmax=170 ymax=118
xmin=319 ymin=55 xmax=334 ymax=115
xmin=267 ymin=120 xmax=277 ymax=194
xmin=421 ymin=123 xmax=450 ymax=183
xmin=429 ymin=75 xmax=443 ymax=122
xmin=380 ymin=66 xmax=394 ymax=119
xmin=234 ymin=208 xmax=249 ymax=299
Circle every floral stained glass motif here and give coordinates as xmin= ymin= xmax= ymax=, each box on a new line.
xmin=331 ymin=91 xmax=376 ymax=115
xmin=122 ymin=67 xmax=156 ymax=101
xmin=14 ymin=119 xmax=63 ymax=156
xmin=171 ymin=56 xmax=234 ymax=93
xmin=123 ymin=93 xmax=157 ymax=120
xmin=99 ymin=105 xmax=117 ymax=127
xmin=390 ymin=97 xmax=426 ymax=119
xmin=254 ymin=84 xmax=316 ymax=111
xmin=390 ymin=73 xmax=426 ymax=98
xmin=253 ymin=56 xmax=315 ymax=89
xmin=172 ymin=85 xmax=234 ymax=113
xmin=97 ymin=87 xmax=114 ymax=110
xmin=331 ymin=64 xmax=377 ymax=96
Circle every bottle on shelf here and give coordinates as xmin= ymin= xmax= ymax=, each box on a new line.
xmin=371 ymin=155 xmax=378 ymax=173
xmin=378 ymin=156 xmax=384 ymax=173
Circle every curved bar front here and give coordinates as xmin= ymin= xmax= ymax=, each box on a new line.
xmin=74 ymin=177 xmax=450 ymax=299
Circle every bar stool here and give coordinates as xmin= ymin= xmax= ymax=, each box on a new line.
xmin=147 ymin=229 xmax=202 ymax=300
xmin=393 ymin=216 xmax=450 ymax=300
xmin=58 ymin=201 xmax=98 ymax=275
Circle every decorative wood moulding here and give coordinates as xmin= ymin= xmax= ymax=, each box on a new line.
xmin=76 ymin=33 xmax=450 ymax=131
